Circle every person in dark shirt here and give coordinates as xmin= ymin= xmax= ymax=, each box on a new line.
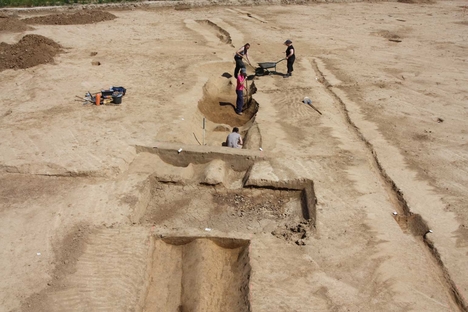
xmin=283 ymin=39 xmax=295 ymax=78
xmin=234 ymin=43 xmax=251 ymax=78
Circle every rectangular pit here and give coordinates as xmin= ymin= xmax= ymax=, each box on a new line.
xmin=143 ymin=237 xmax=251 ymax=312
xmin=140 ymin=183 xmax=308 ymax=233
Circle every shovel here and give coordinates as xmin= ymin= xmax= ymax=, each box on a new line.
xmin=303 ymin=97 xmax=322 ymax=115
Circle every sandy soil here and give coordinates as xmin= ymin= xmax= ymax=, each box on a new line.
xmin=0 ymin=1 xmax=468 ymax=311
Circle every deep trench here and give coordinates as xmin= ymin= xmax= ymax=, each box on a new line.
xmin=312 ymin=58 xmax=467 ymax=311
xmin=143 ymin=237 xmax=251 ymax=312
xmin=197 ymin=77 xmax=262 ymax=149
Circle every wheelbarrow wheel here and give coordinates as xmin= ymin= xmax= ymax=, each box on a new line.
xmin=255 ymin=67 xmax=266 ymax=76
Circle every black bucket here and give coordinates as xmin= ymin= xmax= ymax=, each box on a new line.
xmin=101 ymin=90 xmax=113 ymax=97
xmin=112 ymin=95 xmax=122 ymax=104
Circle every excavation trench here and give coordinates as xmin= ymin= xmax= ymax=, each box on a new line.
xmin=143 ymin=237 xmax=250 ymax=312
xmin=312 ymin=58 xmax=467 ymax=311
xmin=197 ymin=75 xmax=261 ymax=149
xmin=195 ymin=20 xmax=233 ymax=46
xmin=130 ymin=150 xmax=317 ymax=231
xmin=139 ymin=179 xmax=311 ymax=231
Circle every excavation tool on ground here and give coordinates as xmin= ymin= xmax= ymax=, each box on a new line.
xmin=76 ymin=92 xmax=94 ymax=105
xmin=255 ymin=58 xmax=286 ymax=76
xmin=303 ymin=97 xmax=322 ymax=115
xmin=308 ymin=103 xmax=322 ymax=115
xmin=244 ymin=78 xmax=249 ymax=110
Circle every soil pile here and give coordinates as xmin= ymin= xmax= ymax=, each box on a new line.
xmin=212 ymin=190 xmax=296 ymax=219
xmin=22 ymin=10 xmax=116 ymax=25
xmin=0 ymin=35 xmax=62 ymax=72
xmin=398 ymin=0 xmax=435 ymax=3
xmin=0 ymin=14 xmax=31 ymax=32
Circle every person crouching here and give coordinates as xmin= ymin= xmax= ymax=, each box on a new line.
xmin=226 ymin=127 xmax=243 ymax=148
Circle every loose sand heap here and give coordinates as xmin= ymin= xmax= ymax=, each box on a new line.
xmin=22 ymin=10 xmax=116 ymax=25
xmin=0 ymin=34 xmax=62 ymax=71
xmin=0 ymin=14 xmax=31 ymax=32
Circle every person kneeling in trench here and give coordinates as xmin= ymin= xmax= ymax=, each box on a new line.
xmin=226 ymin=127 xmax=243 ymax=148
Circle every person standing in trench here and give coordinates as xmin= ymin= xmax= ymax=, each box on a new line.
xmin=283 ymin=39 xmax=295 ymax=78
xmin=234 ymin=43 xmax=251 ymax=78
xmin=235 ymin=68 xmax=247 ymax=115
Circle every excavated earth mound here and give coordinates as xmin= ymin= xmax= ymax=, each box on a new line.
xmin=22 ymin=10 xmax=116 ymax=25
xmin=0 ymin=14 xmax=31 ymax=32
xmin=0 ymin=34 xmax=62 ymax=71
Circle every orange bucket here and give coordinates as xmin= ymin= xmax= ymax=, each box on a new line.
xmin=95 ymin=93 xmax=101 ymax=106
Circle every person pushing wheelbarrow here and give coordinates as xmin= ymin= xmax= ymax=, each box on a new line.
xmin=283 ymin=39 xmax=295 ymax=78
xmin=254 ymin=40 xmax=295 ymax=77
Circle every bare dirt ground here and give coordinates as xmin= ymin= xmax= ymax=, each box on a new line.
xmin=0 ymin=1 xmax=468 ymax=311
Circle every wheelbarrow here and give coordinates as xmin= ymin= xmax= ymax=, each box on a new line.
xmin=255 ymin=58 xmax=286 ymax=76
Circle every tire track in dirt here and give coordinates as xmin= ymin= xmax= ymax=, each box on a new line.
xmin=311 ymin=58 xmax=468 ymax=312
